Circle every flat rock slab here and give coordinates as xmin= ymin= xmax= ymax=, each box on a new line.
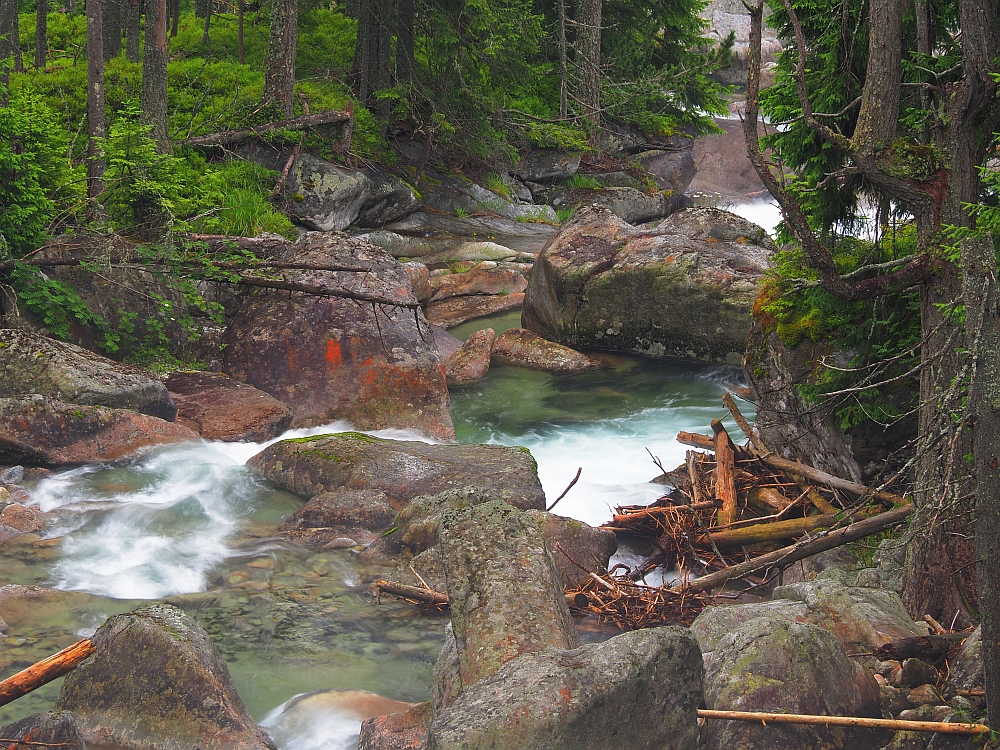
xmin=57 ymin=603 xmax=275 ymax=750
xmin=385 ymin=212 xmax=557 ymax=255
xmin=247 ymin=432 xmax=545 ymax=509
xmin=491 ymin=328 xmax=598 ymax=372
xmin=429 ymin=262 xmax=527 ymax=302
xmin=0 ymin=397 xmax=197 ymax=466
xmin=164 ymin=371 xmax=292 ymax=442
xmin=0 ymin=329 xmax=176 ymax=420
xmin=428 ymin=627 xmax=703 ymax=750
xmin=444 ymin=328 xmax=495 ymax=383
xmin=424 ymin=293 xmax=525 ymax=329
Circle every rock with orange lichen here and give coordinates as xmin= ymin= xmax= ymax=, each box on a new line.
xmin=222 ymin=232 xmax=453 ymax=441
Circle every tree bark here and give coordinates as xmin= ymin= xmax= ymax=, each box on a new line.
xmin=35 ymin=0 xmax=48 ymax=69
xmin=201 ymin=0 xmax=212 ymax=46
xmin=9 ymin=0 xmax=19 ymax=72
xmin=140 ymin=0 xmax=169 ymax=152
xmin=712 ymin=419 xmax=738 ymax=526
xmin=558 ymin=0 xmax=568 ymax=118
xmin=263 ymin=0 xmax=298 ymax=117
xmin=87 ymin=0 xmax=107 ymax=212
xmin=395 ymin=0 xmax=412 ymax=83
xmin=170 ymin=0 xmax=179 ymax=37
xmin=124 ymin=0 xmax=139 ymax=61
xmin=102 ymin=0 xmax=123 ymax=60
xmin=574 ymin=0 xmax=601 ymax=139
xmin=0 ymin=0 xmax=15 ymax=98
xmin=354 ymin=0 xmax=392 ymax=116
xmin=237 ymin=0 xmax=244 ymax=63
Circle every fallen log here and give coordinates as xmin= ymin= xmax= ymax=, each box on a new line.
xmin=182 ymin=109 xmax=351 ymax=148
xmin=372 ymin=580 xmax=448 ymax=605
xmin=705 ymin=513 xmax=838 ymax=548
xmin=677 ymin=503 xmax=914 ymax=593
xmin=697 ymin=709 xmax=989 ymax=735
xmin=0 ymin=638 xmax=95 ymax=708
xmin=747 ymin=485 xmax=794 ymax=513
xmin=873 ymin=633 xmax=969 ymax=661
xmin=712 ymin=420 xmax=738 ymax=526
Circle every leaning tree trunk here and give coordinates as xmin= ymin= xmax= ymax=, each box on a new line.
xmin=35 ymin=0 xmax=48 ymax=69
xmin=574 ymin=0 xmax=601 ymax=140
xmin=141 ymin=0 xmax=169 ymax=152
xmin=263 ymin=0 xmax=298 ymax=117
xmin=124 ymin=0 xmax=139 ymax=61
xmin=102 ymin=0 xmax=122 ymax=60
xmin=86 ymin=0 xmax=106 ymax=213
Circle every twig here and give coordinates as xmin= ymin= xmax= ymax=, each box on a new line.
xmin=547 ymin=467 xmax=582 ymax=511
xmin=697 ymin=709 xmax=989 ymax=735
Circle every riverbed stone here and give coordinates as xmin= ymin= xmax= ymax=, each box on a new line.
xmin=944 ymin=626 xmax=982 ymax=694
xmin=222 ymin=232 xmax=453 ymax=440
xmin=444 ymin=328 xmax=495 ymax=383
xmin=282 ymin=151 xmax=372 ymax=231
xmin=57 ymin=603 xmax=275 ymax=750
xmin=248 ymin=433 xmax=545 ymax=509
xmin=0 ymin=329 xmax=177 ymax=420
xmin=491 ymin=328 xmax=598 ymax=372
xmin=514 ymin=149 xmax=582 ymax=182
xmin=428 ymin=626 xmax=703 ymax=750
xmin=525 ymin=509 xmax=617 ymax=588
xmin=0 ymin=501 xmax=44 ymax=533
xmin=163 ymin=371 xmax=292 ymax=442
xmin=424 ymin=292 xmax=525 ymax=329
xmin=0 ymin=712 xmax=87 ymax=750
xmin=703 ymin=619 xmax=885 ymax=750
xmin=439 ymin=499 xmax=579 ymax=691
xmin=278 ymin=489 xmax=397 ymax=546
xmin=429 ymin=262 xmax=527 ymax=302
xmin=358 ymin=165 xmax=421 ymax=227
xmin=359 ymin=702 xmax=433 ymax=750
xmin=521 ymin=205 xmax=771 ymax=363
xmin=0 ymin=397 xmax=198 ymax=466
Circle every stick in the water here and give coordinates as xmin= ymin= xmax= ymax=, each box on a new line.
xmin=547 ymin=467 xmax=582 ymax=511
xmin=0 ymin=638 xmax=96 ymax=707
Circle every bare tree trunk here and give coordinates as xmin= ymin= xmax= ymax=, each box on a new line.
xmin=194 ymin=0 xmax=206 ymax=18
xmin=35 ymin=0 xmax=48 ymax=69
xmin=395 ymin=0 xmax=412 ymax=83
xmin=263 ymin=0 xmax=298 ymax=117
xmin=0 ymin=0 xmax=15 ymax=98
xmin=124 ymin=0 xmax=140 ymax=61
xmin=170 ymin=0 xmax=179 ymax=36
xmin=558 ymin=0 xmax=568 ymax=119
xmin=574 ymin=0 xmax=600 ymax=140
xmin=354 ymin=0 xmax=392 ymax=116
xmin=201 ymin=0 xmax=211 ymax=46
xmin=103 ymin=0 xmax=122 ymax=60
xmin=237 ymin=0 xmax=244 ymax=63
xmin=86 ymin=0 xmax=106 ymax=214
xmin=141 ymin=0 xmax=169 ymax=152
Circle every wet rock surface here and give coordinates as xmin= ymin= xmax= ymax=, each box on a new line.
xmin=424 ymin=292 xmax=525 ymax=329
xmin=0 ymin=711 xmax=87 ymax=750
xmin=522 ymin=205 xmax=771 ymax=363
xmin=491 ymin=328 xmax=598 ymax=372
xmin=359 ymin=702 xmax=433 ymax=750
xmin=429 ymin=262 xmax=527 ymax=302
xmin=0 ymin=329 xmax=177 ymax=420
xmin=278 ymin=489 xmax=397 ymax=546
xmin=57 ymin=603 xmax=275 ymax=750
xmin=248 ymin=433 xmax=545 ymax=509
xmin=164 ymin=371 xmax=292 ymax=442
xmin=444 ymin=328 xmax=495 ymax=383
xmin=358 ymin=165 xmax=422 ymax=227
xmin=0 ymin=397 xmax=197 ymax=466
xmin=222 ymin=232 xmax=453 ymax=440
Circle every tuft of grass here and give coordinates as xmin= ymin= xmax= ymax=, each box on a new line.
xmin=567 ymin=174 xmax=601 ymax=190
xmin=555 ymin=207 xmax=576 ymax=223
xmin=485 ymin=172 xmax=513 ymax=200
xmin=454 ymin=205 xmax=470 ymax=218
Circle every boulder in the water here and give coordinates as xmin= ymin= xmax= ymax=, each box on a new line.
xmin=56 ymin=603 xmax=276 ymax=750
xmin=0 ymin=397 xmax=197 ymax=466
xmin=491 ymin=327 xmax=598 ymax=372
xmin=444 ymin=328 xmax=495 ymax=383
xmin=163 ymin=371 xmax=292 ymax=442
xmin=525 ymin=509 xmax=616 ymax=588
xmin=0 ymin=712 xmax=87 ymax=750
xmin=424 ymin=293 xmax=525 ymax=329
xmin=278 ymin=489 xmax=397 ymax=546
xmin=0 ymin=329 xmax=176 ymax=420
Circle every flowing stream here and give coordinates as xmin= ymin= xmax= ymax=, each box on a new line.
xmin=0 ymin=206 xmax=768 ymax=748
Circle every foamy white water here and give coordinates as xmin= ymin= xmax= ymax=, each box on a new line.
xmin=728 ymin=200 xmax=782 ymax=237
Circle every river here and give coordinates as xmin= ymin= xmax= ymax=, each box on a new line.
xmin=0 ymin=203 xmax=771 ymax=748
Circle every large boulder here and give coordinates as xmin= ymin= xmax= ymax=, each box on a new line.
xmin=0 ymin=397 xmax=197 ymax=466
xmin=0 ymin=712 xmax=86 ymax=750
xmin=428 ymin=627 xmax=703 ymax=750
xmin=278 ymin=489 xmax=397 ymax=546
xmin=163 ymin=371 xmax=292 ymax=442
xmin=444 ymin=328 xmax=495 ymax=383
xmin=522 ymin=205 xmax=771 ymax=363
xmin=358 ymin=165 xmax=421 ymax=227
xmin=525 ymin=509 xmax=617 ymax=588
xmin=222 ymin=232 xmax=453 ymax=440
xmin=692 ymin=578 xmax=925 ymax=657
xmin=514 ymin=150 xmax=582 ymax=183
xmin=281 ymin=151 xmax=372 ymax=231
xmin=703 ymin=619 xmax=885 ymax=750
xmin=637 ymin=148 xmax=697 ymax=196
xmin=491 ymin=328 xmax=598 ymax=372
xmin=0 ymin=329 xmax=176 ymax=420
xmin=438 ymin=499 xmax=580 ymax=691
xmin=944 ymin=626 xmax=983 ymax=694
xmin=56 ymin=603 xmax=275 ymax=750
xmin=247 ymin=433 xmax=545 ymax=508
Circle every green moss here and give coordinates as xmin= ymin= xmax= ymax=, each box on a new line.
xmin=332 ymin=431 xmax=383 ymax=444
xmin=883 ymin=139 xmax=940 ymax=182
xmin=284 ymin=434 xmax=333 ymax=444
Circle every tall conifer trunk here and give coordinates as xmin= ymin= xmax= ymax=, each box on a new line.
xmin=124 ymin=0 xmax=140 ymax=61
xmin=141 ymin=0 xmax=169 ymax=152
xmin=264 ymin=0 xmax=297 ymax=117
xmin=87 ymin=0 xmax=106 ymax=213
xmin=103 ymin=0 xmax=123 ymax=60
xmin=35 ymin=0 xmax=48 ymax=69
xmin=574 ymin=0 xmax=601 ymax=139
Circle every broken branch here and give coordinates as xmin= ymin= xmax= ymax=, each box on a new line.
xmin=697 ymin=709 xmax=989 ymax=735
xmin=181 ymin=109 xmax=351 ymax=147
xmin=0 ymin=638 xmax=95 ymax=708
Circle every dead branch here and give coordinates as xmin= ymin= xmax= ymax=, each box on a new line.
xmin=0 ymin=639 xmax=95 ymax=708
xmin=181 ymin=109 xmax=351 ymax=147
xmin=372 ymin=579 xmax=448 ymax=605
xmin=873 ymin=633 xmax=969 ymax=661
xmin=697 ymin=709 xmax=989 ymax=735
xmin=712 ymin=420 xmax=739 ymax=525
xmin=547 ymin=467 xmax=582 ymax=511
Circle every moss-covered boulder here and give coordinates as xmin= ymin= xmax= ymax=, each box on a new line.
xmin=56 ymin=603 xmax=274 ymax=750
xmin=0 ymin=329 xmax=176 ymax=420
xmin=248 ymin=433 xmax=544 ymax=508
xmin=703 ymin=619 xmax=885 ymax=750
xmin=522 ymin=205 xmax=772 ymax=363
xmin=428 ymin=627 xmax=703 ymax=750
xmin=0 ymin=712 xmax=86 ymax=750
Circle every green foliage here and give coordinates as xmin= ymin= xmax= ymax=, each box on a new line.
xmin=555 ymin=206 xmax=576 ymax=223
xmin=566 ymin=174 xmax=601 ymax=190
xmin=485 ymin=173 xmax=512 ymax=199
xmin=454 ymin=205 xmax=469 ymax=218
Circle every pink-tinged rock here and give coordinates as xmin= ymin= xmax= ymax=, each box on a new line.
xmin=0 ymin=502 xmax=45 ymax=533
xmin=359 ymin=702 xmax=432 ymax=750
xmin=424 ymin=293 xmax=524 ymax=329
xmin=164 ymin=371 xmax=292 ymax=442
xmin=491 ymin=328 xmax=598 ymax=372
xmin=222 ymin=232 xmax=454 ymax=441
xmin=429 ymin=262 xmax=527 ymax=302
xmin=444 ymin=329 xmax=495 ymax=383
xmin=429 ymin=325 xmax=462 ymax=360
xmin=403 ymin=262 xmax=433 ymax=303
xmin=0 ymin=397 xmax=198 ymax=467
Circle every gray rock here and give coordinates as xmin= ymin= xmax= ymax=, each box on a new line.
xmin=522 ymin=204 xmax=771 ymax=363
xmin=0 ymin=329 xmax=176 ymax=420
xmin=659 ymin=206 xmax=777 ymax=250
xmin=525 ymin=510 xmax=617 ymax=588
xmin=385 ymin=211 xmax=557 ymax=255
xmin=0 ymin=464 xmax=25 ymax=484
xmin=358 ymin=165 xmax=421 ymax=226
xmin=492 ymin=328 xmax=599 ymax=372
xmin=278 ymin=489 xmax=397 ymax=546
xmin=584 ymin=187 xmax=672 ymax=224
xmin=945 ymin=626 xmax=982 ymax=693
xmin=429 ymin=627 xmax=703 ymax=750
xmin=703 ymin=619 xmax=886 ymax=750
xmin=282 ymin=152 xmax=372 ymax=231
xmin=896 ymin=659 xmax=940 ymax=690
xmin=429 ymin=324 xmax=463 ymax=360
xmin=439 ymin=499 xmax=579 ymax=691
xmin=0 ymin=712 xmax=86 ymax=750
xmin=57 ymin=603 xmax=275 ymax=750
xmin=354 ymin=229 xmax=440 ymax=259
xmin=515 ymin=150 xmax=582 ymax=182
xmin=598 ymin=123 xmax=648 ymax=156
xmin=637 ymin=148 xmax=697 ymax=196
xmin=249 ymin=437 xmax=545 ymax=509
xmin=403 ymin=261 xmax=433 ymax=303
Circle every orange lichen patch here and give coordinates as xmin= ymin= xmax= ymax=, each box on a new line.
xmin=325 ymin=339 xmax=343 ymax=367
